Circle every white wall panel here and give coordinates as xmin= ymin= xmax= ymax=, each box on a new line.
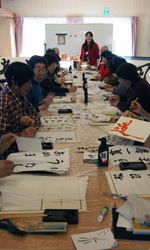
xmin=45 ymin=23 xmax=113 ymax=58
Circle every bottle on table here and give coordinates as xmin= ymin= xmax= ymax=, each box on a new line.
xmin=83 ymin=78 xmax=88 ymax=103
xmin=98 ymin=137 xmax=109 ymax=167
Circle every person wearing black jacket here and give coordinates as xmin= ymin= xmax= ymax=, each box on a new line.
xmin=40 ymin=53 xmax=77 ymax=98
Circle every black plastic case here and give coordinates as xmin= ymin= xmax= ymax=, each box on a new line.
xmin=58 ymin=109 xmax=72 ymax=113
xmin=43 ymin=209 xmax=78 ymax=224
xmin=119 ymin=162 xmax=147 ymax=171
xmin=42 ymin=142 xmax=53 ymax=150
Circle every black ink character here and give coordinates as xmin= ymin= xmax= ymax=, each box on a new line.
xmin=43 ymin=151 xmax=51 ymax=157
xmin=110 ymin=149 xmax=122 ymax=156
xmin=78 ymin=230 xmax=107 ymax=244
xmin=14 ymin=164 xmax=23 ymax=167
xmin=113 ymin=173 xmax=124 ymax=180
xmin=25 ymin=163 xmax=36 ymax=168
xmin=129 ymin=173 xmax=141 ymax=179
xmin=47 ymin=159 xmax=64 ymax=164
xmin=25 ymin=153 xmax=36 ymax=157
xmin=136 ymin=148 xmax=149 ymax=154
xmin=54 ymin=151 xmax=65 ymax=156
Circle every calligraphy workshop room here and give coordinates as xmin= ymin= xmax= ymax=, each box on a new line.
xmin=0 ymin=0 xmax=150 ymax=249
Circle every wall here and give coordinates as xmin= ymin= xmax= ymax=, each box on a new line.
xmin=0 ymin=17 xmax=12 ymax=57
xmin=2 ymin=0 xmax=150 ymax=57
xmin=0 ymin=17 xmax=16 ymax=57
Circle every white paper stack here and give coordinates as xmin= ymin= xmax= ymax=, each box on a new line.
xmin=7 ymin=148 xmax=70 ymax=175
xmin=0 ymin=175 xmax=89 ymax=212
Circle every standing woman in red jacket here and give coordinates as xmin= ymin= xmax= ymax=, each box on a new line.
xmin=80 ymin=31 xmax=100 ymax=67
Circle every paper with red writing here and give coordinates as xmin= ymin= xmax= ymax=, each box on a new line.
xmin=109 ymin=116 xmax=150 ymax=143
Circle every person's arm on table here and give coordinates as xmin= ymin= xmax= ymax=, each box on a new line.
xmin=130 ymin=100 xmax=150 ymax=117
xmin=100 ymin=63 xmax=112 ymax=77
xmin=0 ymin=133 xmax=16 ymax=177
xmin=0 ymin=134 xmax=17 ymax=153
xmin=20 ymin=116 xmax=38 ymax=137
xmin=39 ymin=96 xmax=53 ymax=110
xmin=0 ymin=160 xmax=14 ymax=178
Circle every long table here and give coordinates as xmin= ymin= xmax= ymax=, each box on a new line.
xmin=0 ymin=88 xmax=150 ymax=250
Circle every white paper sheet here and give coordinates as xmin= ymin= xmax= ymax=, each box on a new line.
xmin=109 ymin=116 xmax=150 ymax=143
xmin=39 ymin=116 xmax=78 ymax=131
xmin=36 ymin=131 xmax=77 ymax=143
xmin=106 ymin=170 xmax=150 ymax=197
xmin=109 ymin=145 xmax=150 ymax=165
xmin=0 ymin=175 xmax=89 ymax=211
xmin=7 ymin=148 xmax=70 ymax=175
xmin=16 ymin=137 xmax=42 ymax=152
xmin=71 ymin=228 xmax=118 ymax=250
xmin=48 ymin=103 xmax=83 ymax=111
xmin=116 ymin=213 xmax=132 ymax=229
xmin=7 ymin=151 xmax=45 ymax=164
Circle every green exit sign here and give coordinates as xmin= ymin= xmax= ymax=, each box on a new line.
xmin=103 ymin=9 xmax=109 ymax=15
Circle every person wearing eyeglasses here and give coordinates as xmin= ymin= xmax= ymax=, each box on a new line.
xmin=26 ymin=55 xmax=53 ymax=111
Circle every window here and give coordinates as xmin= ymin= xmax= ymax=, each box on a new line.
xmin=84 ymin=17 xmax=132 ymax=56
xmin=21 ymin=17 xmax=132 ymax=57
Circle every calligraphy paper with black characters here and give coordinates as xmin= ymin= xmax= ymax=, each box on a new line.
xmin=36 ymin=131 xmax=78 ymax=143
xmin=71 ymin=228 xmax=118 ymax=250
xmin=103 ymin=134 xmax=134 ymax=146
xmin=109 ymin=145 xmax=150 ymax=165
xmin=53 ymin=97 xmax=72 ymax=103
xmin=83 ymin=151 xmax=98 ymax=163
xmin=39 ymin=116 xmax=78 ymax=131
xmin=109 ymin=116 xmax=150 ymax=143
xmin=48 ymin=103 xmax=83 ymax=111
xmin=7 ymin=149 xmax=70 ymax=175
xmin=75 ymin=146 xmax=98 ymax=153
xmin=106 ymin=170 xmax=150 ymax=197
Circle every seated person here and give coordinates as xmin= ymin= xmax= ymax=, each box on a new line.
xmin=94 ymin=45 xmax=109 ymax=71
xmin=124 ymin=100 xmax=150 ymax=122
xmin=46 ymin=48 xmax=67 ymax=79
xmin=40 ymin=53 xmax=77 ymax=98
xmin=100 ymin=45 xmax=108 ymax=55
xmin=95 ymin=51 xmax=121 ymax=88
xmin=26 ymin=55 xmax=53 ymax=111
xmin=0 ymin=133 xmax=17 ymax=178
xmin=109 ymin=63 xmax=150 ymax=112
xmin=104 ymin=56 xmax=128 ymax=98
xmin=52 ymin=47 xmax=67 ymax=73
xmin=100 ymin=51 xmax=113 ymax=78
xmin=0 ymin=62 xmax=41 ymax=159
xmin=51 ymin=55 xmax=67 ymax=83
xmin=95 ymin=51 xmax=113 ymax=80
xmin=53 ymin=58 xmax=66 ymax=85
